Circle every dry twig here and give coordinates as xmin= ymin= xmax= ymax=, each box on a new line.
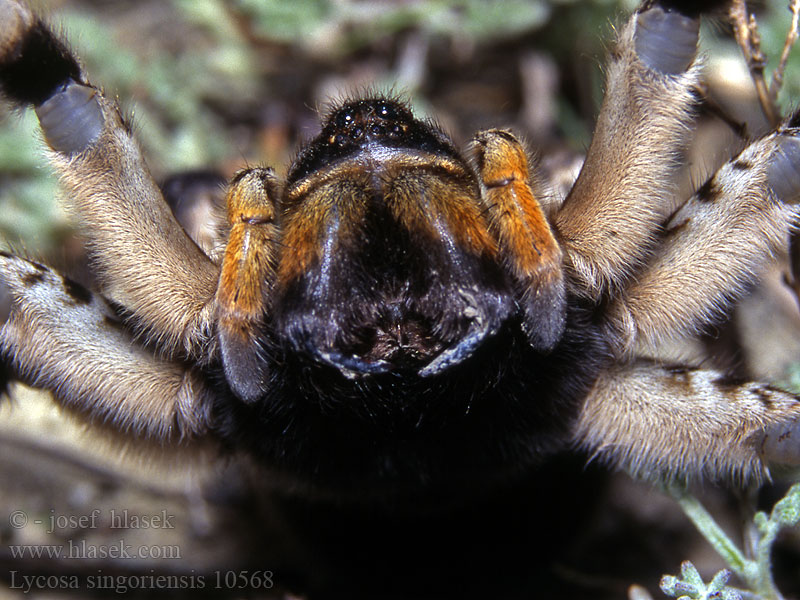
xmin=730 ymin=0 xmax=800 ymax=127
xmin=729 ymin=0 xmax=780 ymax=126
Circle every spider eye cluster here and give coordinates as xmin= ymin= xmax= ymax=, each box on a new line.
xmin=328 ymin=99 xmax=408 ymax=147
xmin=286 ymin=97 xmax=459 ymax=186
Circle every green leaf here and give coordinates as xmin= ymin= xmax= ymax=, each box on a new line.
xmin=680 ymin=561 xmax=703 ymax=587
xmin=771 ymin=483 xmax=800 ymax=527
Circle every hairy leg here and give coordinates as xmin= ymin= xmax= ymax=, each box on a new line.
xmin=0 ymin=253 xmax=213 ymax=440
xmin=608 ymin=126 xmax=800 ymax=354
xmin=0 ymin=0 xmax=219 ymax=357
xmin=555 ymin=3 xmax=703 ymax=297
xmin=573 ymin=361 xmax=800 ymax=483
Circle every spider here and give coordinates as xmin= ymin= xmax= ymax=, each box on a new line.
xmin=1 ymin=0 xmax=800 ymax=506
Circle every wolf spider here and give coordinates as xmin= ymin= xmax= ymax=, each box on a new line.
xmin=0 ymin=0 xmax=800 ymax=505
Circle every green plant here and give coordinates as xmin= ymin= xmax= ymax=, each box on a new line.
xmin=662 ymin=483 xmax=800 ymax=600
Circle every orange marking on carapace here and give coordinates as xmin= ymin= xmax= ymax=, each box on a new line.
xmin=278 ymin=173 xmax=370 ymax=286
xmin=387 ymin=172 xmax=498 ymax=257
xmin=278 ymin=149 xmax=500 ymax=287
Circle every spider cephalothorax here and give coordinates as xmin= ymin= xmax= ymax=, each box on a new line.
xmin=2 ymin=0 xmax=800 ymax=505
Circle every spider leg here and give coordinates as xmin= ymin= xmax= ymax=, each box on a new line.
xmin=573 ymin=361 xmax=800 ymax=483
xmin=608 ymin=127 xmax=800 ymax=353
xmin=0 ymin=0 xmax=219 ymax=357
xmin=555 ymin=3 xmax=702 ymax=297
xmin=0 ymin=252 xmax=213 ymax=440
xmin=215 ymin=168 xmax=279 ymax=403
xmin=470 ymin=129 xmax=566 ymax=350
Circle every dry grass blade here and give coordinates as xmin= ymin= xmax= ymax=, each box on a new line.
xmin=770 ymin=0 xmax=800 ymax=101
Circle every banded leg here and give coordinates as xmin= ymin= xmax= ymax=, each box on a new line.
xmin=0 ymin=0 xmax=219 ymax=357
xmin=573 ymin=361 xmax=800 ymax=483
xmin=555 ymin=3 xmax=703 ymax=297
xmin=472 ymin=129 xmax=566 ymax=350
xmin=608 ymin=126 xmax=800 ymax=353
xmin=215 ymin=169 xmax=279 ymax=403
xmin=0 ymin=253 xmax=213 ymax=440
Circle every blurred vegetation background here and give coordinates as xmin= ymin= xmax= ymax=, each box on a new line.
xmin=1 ymin=0 xmax=799 ymax=255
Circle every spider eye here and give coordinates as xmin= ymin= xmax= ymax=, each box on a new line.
xmin=334 ymin=108 xmax=354 ymax=129
xmin=377 ymin=102 xmax=398 ymax=120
